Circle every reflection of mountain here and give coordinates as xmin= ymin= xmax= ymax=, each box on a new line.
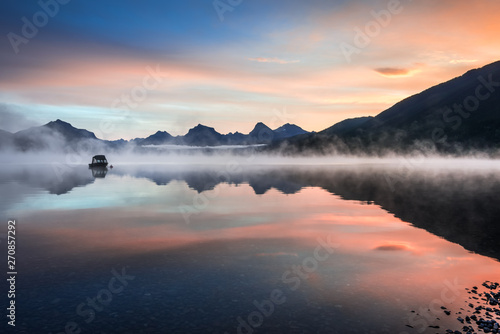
xmin=0 ymin=165 xmax=95 ymax=195
xmin=312 ymin=168 xmax=500 ymax=262
xmin=126 ymin=168 xmax=305 ymax=194
xmin=3 ymin=164 xmax=499 ymax=261
xmin=124 ymin=166 xmax=500 ymax=261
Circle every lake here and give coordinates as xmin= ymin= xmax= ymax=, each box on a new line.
xmin=1 ymin=159 xmax=500 ymax=333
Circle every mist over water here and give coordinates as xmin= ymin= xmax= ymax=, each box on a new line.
xmin=3 ymin=147 xmax=500 ymax=167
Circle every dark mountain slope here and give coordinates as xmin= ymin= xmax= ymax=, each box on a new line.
xmin=278 ymin=60 xmax=500 ymax=155
xmin=321 ymin=116 xmax=373 ymax=136
xmin=44 ymin=119 xmax=97 ymax=141
xmin=183 ymin=124 xmax=225 ymax=146
xmin=351 ymin=60 xmax=500 ymax=150
xmin=13 ymin=119 xmax=104 ymax=151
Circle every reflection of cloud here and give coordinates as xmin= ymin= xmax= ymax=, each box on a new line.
xmin=248 ymin=57 xmax=300 ymax=64
xmin=374 ymin=244 xmax=410 ymax=251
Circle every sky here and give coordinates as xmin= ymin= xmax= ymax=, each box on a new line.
xmin=0 ymin=0 xmax=499 ymax=140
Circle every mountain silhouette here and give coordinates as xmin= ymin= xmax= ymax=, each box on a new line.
xmin=131 ymin=122 xmax=310 ymax=147
xmin=224 ymin=131 xmax=247 ymax=145
xmin=2 ymin=119 xmax=310 ymax=151
xmin=183 ymin=124 xmax=225 ymax=146
xmin=273 ymin=123 xmax=309 ymax=139
xmin=279 ymin=60 xmax=500 ymax=155
xmin=45 ymin=119 xmax=97 ymax=140
xmin=248 ymin=122 xmax=274 ymax=143
xmin=322 ymin=116 xmax=373 ymax=136
xmin=135 ymin=131 xmax=174 ymax=146
xmin=13 ymin=119 xmax=100 ymax=151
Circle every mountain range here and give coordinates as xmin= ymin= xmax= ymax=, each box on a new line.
xmin=1 ymin=60 xmax=499 ymax=154
xmin=0 ymin=119 xmax=309 ymax=152
xmin=132 ymin=122 xmax=308 ymax=147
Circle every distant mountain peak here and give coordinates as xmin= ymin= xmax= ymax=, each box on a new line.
xmin=184 ymin=123 xmax=223 ymax=146
xmin=274 ymin=123 xmax=302 ymax=131
xmin=250 ymin=122 xmax=271 ymax=131
xmin=43 ymin=119 xmax=97 ymax=140
xmin=187 ymin=124 xmax=217 ymax=133
xmin=253 ymin=122 xmax=272 ymax=130
xmin=273 ymin=123 xmax=309 ymax=139
xmin=47 ymin=119 xmax=71 ymax=126
xmin=247 ymin=122 xmax=273 ymax=143
xmin=136 ymin=130 xmax=173 ymax=145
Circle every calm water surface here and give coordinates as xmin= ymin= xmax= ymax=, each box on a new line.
xmin=1 ymin=162 xmax=500 ymax=334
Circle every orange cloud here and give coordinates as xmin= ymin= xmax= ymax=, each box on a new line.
xmin=374 ymin=244 xmax=411 ymax=251
xmin=374 ymin=67 xmax=410 ymax=76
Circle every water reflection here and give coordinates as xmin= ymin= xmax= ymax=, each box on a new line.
xmin=90 ymin=166 xmax=108 ymax=178
xmin=4 ymin=163 xmax=499 ymax=261
xmin=0 ymin=164 xmax=94 ymax=195
xmin=1 ymin=163 xmax=499 ymax=333
xmin=127 ymin=165 xmax=500 ymax=261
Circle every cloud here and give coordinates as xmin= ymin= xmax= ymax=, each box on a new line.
xmin=374 ymin=244 xmax=410 ymax=251
xmin=449 ymin=59 xmax=478 ymax=64
xmin=374 ymin=67 xmax=411 ymax=77
xmin=248 ymin=57 xmax=300 ymax=64
xmin=373 ymin=65 xmax=426 ymax=78
xmin=0 ymin=104 xmax=41 ymax=132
